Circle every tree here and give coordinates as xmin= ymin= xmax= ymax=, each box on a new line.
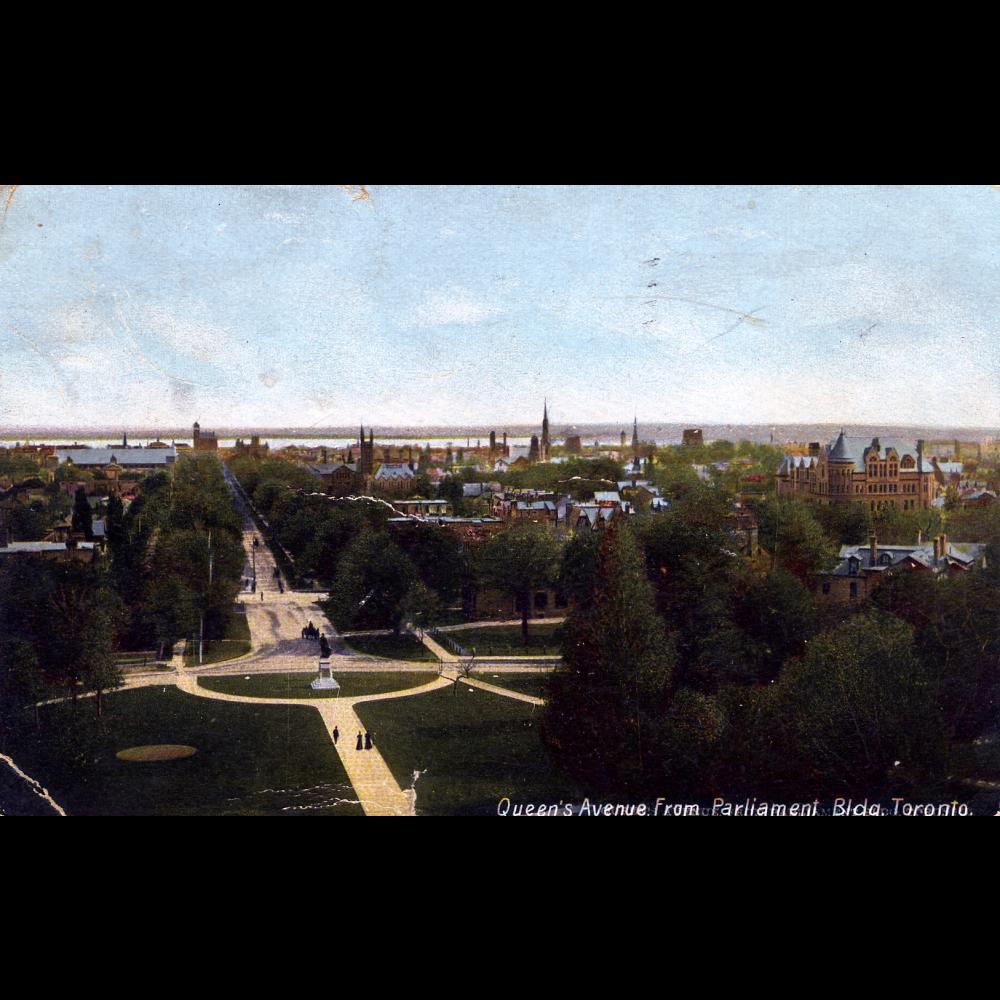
xmin=438 ymin=477 xmax=465 ymax=515
xmin=544 ymin=524 xmax=676 ymax=795
xmin=773 ymin=611 xmax=946 ymax=796
xmin=559 ymin=530 xmax=602 ymax=609
xmin=0 ymin=639 xmax=47 ymax=737
xmin=326 ymin=529 xmax=419 ymax=633
xmin=401 ymin=525 xmax=467 ymax=606
xmin=45 ymin=561 xmax=124 ymax=713
xmin=72 ymin=487 xmax=93 ymax=540
xmin=732 ymin=567 xmax=816 ymax=683
xmin=750 ymin=496 xmax=834 ymax=581
xmin=479 ymin=523 xmax=563 ymax=643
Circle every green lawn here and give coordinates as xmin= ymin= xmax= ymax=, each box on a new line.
xmin=183 ymin=612 xmax=253 ymax=667
xmin=198 ymin=672 xmax=439 ymax=699
xmin=473 ymin=673 xmax=554 ymax=699
xmin=343 ymin=633 xmax=436 ymax=662
xmin=0 ymin=687 xmax=362 ymax=816
xmin=444 ymin=623 xmax=563 ymax=656
xmin=355 ymin=683 xmax=580 ymax=815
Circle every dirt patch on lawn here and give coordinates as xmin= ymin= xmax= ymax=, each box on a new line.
xmin=116 ymin=744 xmax=198 ymax=762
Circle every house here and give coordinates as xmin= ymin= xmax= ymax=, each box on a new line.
xmin=393 ymin=498 xmax=453 ymax=517
xmin=513 ymin=500 xmax=558 ymax=525
xmin=571 ymin=504 xmax=621 ymax=531
xmin=0 ymin=535 xmax=99 ymax=563
xmin=817 ymin=533 xmax=987 ymax=604
xmin=373 ymin=462 xmax=417 ymax=496
xmin=463 ymin=481 xmax=501 ymax=499
xmin=959 ymin=489 xmax=997 ymax=507
xmin=307 ymin=463 xmax=362 ymax=498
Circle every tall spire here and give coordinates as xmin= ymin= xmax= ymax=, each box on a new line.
xmin=541 ymin=398 xmax=550 ymax=461
xmin=632 ymin=415 xmax=639 ymax=451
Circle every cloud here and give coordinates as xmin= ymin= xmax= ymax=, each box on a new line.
xmin=135 ymin=301 xmax=237 ymax=365
xmin=409 ymin=288 xmax=505 ymax=328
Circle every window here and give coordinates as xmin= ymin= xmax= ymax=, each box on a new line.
xmin=850 ymin=582 xmax=858 ymax=600
xmin=534 ymin=591 xmax=548 ymax=610
xmin=822 ymin=581 xmax=830 ymax=594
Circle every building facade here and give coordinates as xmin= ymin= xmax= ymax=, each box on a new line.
xmin=776 ymin=432 xmax=936 ymax=511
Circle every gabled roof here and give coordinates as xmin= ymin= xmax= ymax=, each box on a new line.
xmin=55 ymin=447 xmax=177 ymax=466
xmin=374 ymin=463 xmax=415 ymax=480
xmin=826 ymin=435 xmax=932 ymax=472
xmin=307 ymin=463 xmax=357 ymax=476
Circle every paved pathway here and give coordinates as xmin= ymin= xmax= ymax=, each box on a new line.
xmin=81 ymin=471 xmax=552 ymax=815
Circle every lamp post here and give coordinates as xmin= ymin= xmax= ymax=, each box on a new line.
xmin=199 ymin=531 xmax=213 ymax=666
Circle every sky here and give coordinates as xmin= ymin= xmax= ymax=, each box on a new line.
xmin=2 ymin=184 xmax=1000 ymax=431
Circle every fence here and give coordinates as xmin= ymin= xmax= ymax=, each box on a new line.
xmin=429 ymin=630 xmax=470 ymax=658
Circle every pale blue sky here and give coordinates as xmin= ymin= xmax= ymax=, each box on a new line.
xmin=2 ymin=184 xmax=999 ymax=430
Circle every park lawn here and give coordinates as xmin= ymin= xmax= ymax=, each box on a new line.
xmin=198 ymin=672 xmax=439 ymax=699
xmin=473 ymin=672 xmax=554 ymax=699
xmin=446 ymin=622 xmax=563 ymax=656
xmin=343 ymin=633 xmax=436 ymax=662
xmin=355 ymin=683 xmax=580 ymax=815
xmin=1 ymin=687 xmax=363 ymax=816
xmin=183 ymin=612 xmax=253 ymax=667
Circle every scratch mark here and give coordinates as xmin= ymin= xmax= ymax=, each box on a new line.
xmin=0 ymin=752 xmax=67 ymax=816
xmin=340 ymin=185 xmax=372 ymax=205
xmin=286 ymin=490 xmax=445 ymax=524
xmin=2 ymin=326 xmax=73 ymax=402
xmin=643 ymin=257 xmax=660 ymax=266
xmin=112 ymin=291 xmax=204 ymax=387
xmin=858 ymin=321 xmax=878 ymax=342
xmin=699 ymin=306 xmax=767 ymax=345
xmin=0 ymin=184 xmax=17 ymax=218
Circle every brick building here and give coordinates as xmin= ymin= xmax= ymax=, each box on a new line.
xmin=776 ymin=431 xmax=936 ymax=512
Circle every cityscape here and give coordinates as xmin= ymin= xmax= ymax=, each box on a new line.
xmin=2 ymin=184 xmax=1000 ymax=817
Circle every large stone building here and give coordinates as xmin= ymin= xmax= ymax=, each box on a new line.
xmin=776 ymin=432 xmax=936 ymax=511
xmin=192 ymin=422 xmax=218 ymax=451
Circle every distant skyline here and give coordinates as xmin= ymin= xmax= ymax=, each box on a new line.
xmin=3 ymin=185 xmax=1000 ymax=430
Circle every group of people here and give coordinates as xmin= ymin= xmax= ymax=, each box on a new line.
xmin=330 ymin=727 xmax=375 ymax=751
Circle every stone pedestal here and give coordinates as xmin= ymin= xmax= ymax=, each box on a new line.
xmin=311 ymin=657 xmax=340 ymax=692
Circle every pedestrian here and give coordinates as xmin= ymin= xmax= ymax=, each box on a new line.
xmin=332 ymin=726 xmax=339 ymax=744
xmin=356 ymin=732 xmax=363 ymax=751
xmin=365 ymin=731 xmax=373 ymax=751
xmin=260 ymin=591 xmax=264 ymax=602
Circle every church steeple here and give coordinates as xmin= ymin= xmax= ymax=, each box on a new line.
xmin=632 ymin=415 xmax=639 ymax=455
xmin=541 ymin=399 xmax=550 ymax=461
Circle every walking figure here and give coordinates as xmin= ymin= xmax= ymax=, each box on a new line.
xmin=356 ymin=732 xmax=363 ymax=751
xmin=260 ymin=591 xmax=264 ymax=602
xmin=365 ymin=731 xmax=373 ymax=751
xmin=332 ymin=726 xmax=339 ymax=744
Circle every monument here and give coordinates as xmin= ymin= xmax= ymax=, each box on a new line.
xmin=311 ymin=632 xmax=340 ymax=691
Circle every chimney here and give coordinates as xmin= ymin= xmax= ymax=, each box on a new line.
xmin=940 ymin=533 xmax=948 ymax=558
xmin=932 ymin=535 xmax=941 ymax=560
xmin=869 ymin=533 xmax=878 ymax=564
